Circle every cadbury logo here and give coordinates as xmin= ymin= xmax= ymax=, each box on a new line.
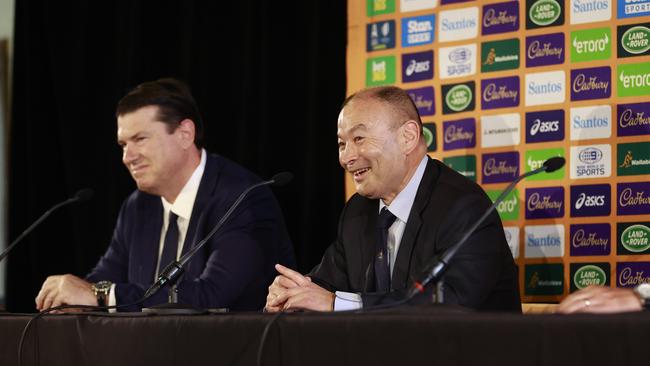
xmin=619 ymin=188 xmax=650 ymax=207
xmin=483 ymin=8 xmax=518 ymax=28
xmin=483 ymin=84 xmax=518 ymax=102
xmin=619 ymin=267 xmax=650 ymax=286
xmin=444 ymin=125 xmax=474 ymax=144
xmin=527 ymin=193 xmax=563 ymax=213
xmin=619 ymin=108 xmax=650 ymax=128
xmin=572 ymin=229 xmax=608 ymax=248
xmin=527 ymin=40 xmax=563 ymax=60
xmin=572 ymin=74 xmax=610 ymax=94
xmin=483 ymin=158 xmax=518 ymax=177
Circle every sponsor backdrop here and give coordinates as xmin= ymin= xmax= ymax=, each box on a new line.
xmin=348 ymin=0 xmax=650 ymax=303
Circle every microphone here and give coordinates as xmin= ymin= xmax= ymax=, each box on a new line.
xmin=0 ymin=188 xmax=94 ymax=263
xmin=143 ymin=172 xmax=293 ymax=299
xmin=407 ymin=157 xmax=565 ymax=299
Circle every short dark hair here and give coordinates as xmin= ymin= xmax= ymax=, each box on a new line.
xmin=116 ymin=78 xmax=204 ymax=149
xmin=341 ymin=86 xmax=422 ymax=130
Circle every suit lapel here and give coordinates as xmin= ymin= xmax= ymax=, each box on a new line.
xmin=140 ymin=198 xmax=163 ymax=284
xmin=392 ymin=158 xmax=440 ymax=289
xmin=181 ymin=154 xmax=220 ymax=258
xmin=359 ymin=206 xmax=377 ymax=292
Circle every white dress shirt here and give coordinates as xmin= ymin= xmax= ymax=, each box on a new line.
xmin=334 ymin=156 xmax=428 ymax=311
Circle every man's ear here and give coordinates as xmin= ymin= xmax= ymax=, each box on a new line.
xmin=400 ymin=120 xmax=421 ymax=154
xmin=177 ymin=119 xmax=196 ymax=149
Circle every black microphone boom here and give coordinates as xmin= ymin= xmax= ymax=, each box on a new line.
xmin=407 ymin=157 xmax=565 ymax=299
xmin=144 ymin=172 xmax=293 ymax=299
xmin=0 ymin=188 xmax=94 ymax=263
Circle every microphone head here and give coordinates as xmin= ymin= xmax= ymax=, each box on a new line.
xmin=543 ymin=157 xmax=565 ymax=173
xmin=271 ymin=172 xmax=293 ymax=187
xmin=73 ymin=188 xmax=94 ymax=202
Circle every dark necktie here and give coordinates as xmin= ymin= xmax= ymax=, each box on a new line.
xmin=375 ymin=207 xmax=397 ymax=292
xmin=158 ymin=211 xmax=179 ymax=275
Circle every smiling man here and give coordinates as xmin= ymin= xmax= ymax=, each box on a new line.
xmin=36 ymin=78 xmax=295 ymax=311
xmin=265 ymin=86 xmax=520 ymax=312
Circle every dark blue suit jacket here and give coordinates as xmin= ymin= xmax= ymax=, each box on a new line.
xmin=87 ymin=153 xmax=295 ymax=311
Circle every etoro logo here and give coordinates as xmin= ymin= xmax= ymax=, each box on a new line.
xmin=618 ymin=63 xmax=650 ymax=97
xmin=571 ymin=28 xmax=611 ymax=62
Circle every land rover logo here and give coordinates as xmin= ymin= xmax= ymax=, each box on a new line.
xmin=445 ymin=84 xmax=472 ymax=112
xmin=529 ymin=0 xmax=561 ymax=26
xmin=622 ymin=26 xmax=650 ymax=55
xmin=573 ymin=265 xmax=607 ymax=289
xmin=621 ymin=224 xmax=650 ymax=253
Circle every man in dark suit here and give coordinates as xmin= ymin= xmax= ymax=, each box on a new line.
xmin=265 ymin=86 xmax=520 ymax=312
xmin=35 ymin=78 xmax=295 ymax=311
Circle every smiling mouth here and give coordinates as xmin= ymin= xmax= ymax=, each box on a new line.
xmin=130 ymin=165 xmax=147 ymax=176
xmin=352 ymin=167 xmax=370 ymax=180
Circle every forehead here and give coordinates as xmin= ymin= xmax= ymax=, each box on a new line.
xmin=337 ymin=99 xmax=395 ymax=135
xmin=117 ymin=106 xmax=163 ymax=137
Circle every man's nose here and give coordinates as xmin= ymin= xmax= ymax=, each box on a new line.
xmin=122 ymin=144 xmax=138 ymax=165
xmin=339 ymin=143 xmax=358 ymax=167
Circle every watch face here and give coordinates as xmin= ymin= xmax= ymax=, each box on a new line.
xmin=94 ymin=281 xmax=112 ymax=292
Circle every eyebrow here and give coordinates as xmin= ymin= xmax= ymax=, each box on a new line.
xmin=338 ymin=123 xmax=368 ymax=138
xmin=117 ymin=131 xmax=145 ymax=145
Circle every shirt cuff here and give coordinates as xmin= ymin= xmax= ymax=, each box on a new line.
xmin=108 ymin=283 xmax=117 ymax=313
xmin=334 ymin=291 xmax=363 ymax=311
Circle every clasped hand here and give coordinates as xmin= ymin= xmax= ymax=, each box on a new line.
xmin=265 ymin=264 xmax=334 ymax=312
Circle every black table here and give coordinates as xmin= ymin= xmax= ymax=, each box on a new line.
xmin=2 ymin=305 xmax=649 ymax=366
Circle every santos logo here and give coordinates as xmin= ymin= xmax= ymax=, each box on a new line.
xmin=575 ymin=193 xmax=606 ymax=209
xmin=571 ymin=0 xmax=612 ymax=24
xmin=525 ymin=225 xmax=565 ymax=258
xmin=439 ymin=7 xmax=478 ymax=42
xmin=570 ymin=105 xmax=612 ymax=141
xmin=525 ymin=70 xmax=565 ymax=106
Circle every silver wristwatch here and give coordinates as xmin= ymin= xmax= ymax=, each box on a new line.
xmin=91 ymin=280 xmax=112 ymax=307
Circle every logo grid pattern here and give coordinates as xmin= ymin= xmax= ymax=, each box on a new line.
xmin=349 ymin=0 xmax=650 ymax=302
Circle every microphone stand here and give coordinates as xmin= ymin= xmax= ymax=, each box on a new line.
xmin=408 ymin=158 xmax=565 ymax=302
xmin=0 ymin=189 xmax=93 ymax=263
xmin=142 ymin=173 xmax=292 ymax=314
